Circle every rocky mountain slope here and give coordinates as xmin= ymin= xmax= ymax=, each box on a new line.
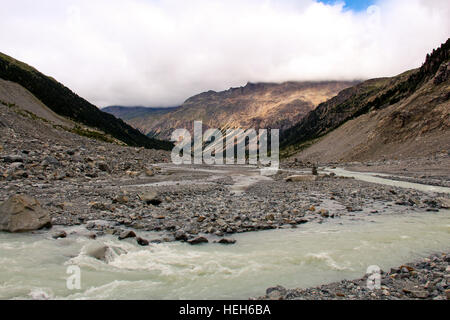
xmin=0 ymin=79 xmax=75 ymax=128
xmin=0 ymin=97 xmax=169 ymax=183
xmin=0 ymin=52 xmax=172 ymax=150
xmin=104 ymin=81 xmax=357 ymax=140
xmin=281 ymin=38 xmax=450 ymax=162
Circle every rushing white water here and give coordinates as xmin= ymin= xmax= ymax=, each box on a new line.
xmin=0 ymin=210 xmax=448 ymax=300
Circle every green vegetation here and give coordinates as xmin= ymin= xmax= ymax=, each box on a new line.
xmin=70 ymin=126 xmax=119 ymax=144
xmin=2 ymin=98 xmax=123 ymax=144
xmin=0 ymin=99 xmax=16 ymax=109
xmin=0 ymin=52 xmax=173 ymax=151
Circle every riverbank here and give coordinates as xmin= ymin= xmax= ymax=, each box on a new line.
xmin=257 ymin=252 xmax=450 ymax=300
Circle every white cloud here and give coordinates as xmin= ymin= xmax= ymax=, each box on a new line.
xmin=0 ymin=0 xmax=449 ymax=107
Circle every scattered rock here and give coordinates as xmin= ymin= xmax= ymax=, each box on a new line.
xmin=113 ymin=195 xmax=129 ymax=205
xmin=136 ymin=237 xmax=149 ymax=246
xmin=217 ymin=238 xmax=236 ymax=244
xmin=97 ymin=161 xmax=110 ymax=172
xmin=139 ymin=191 xmax=162 ymax=206
xmin=285 ymin=175 xmax=317 ymax=182
xmin=126 ymin=170 xmax=140 ymax=177
xmin=174 ymin=230 xmax=188 ymax=241
xmin=144 ymin=168 xmax=155 ymax=177
xmin=42 ymin=156 xmax=60 ymax=167
xmin=9 ymin=162 xmax=24 ymax=170
xmin=437 ymin=197 xmax=450 ymax=209
xmin=400 ymin=265 xmax=415 ymax=272
xmin=2 ymin=155 xmax=24 ymax=163
xmin=52 ymin=230 xmax=67 ymax=239
xmin=90 ymin=202 xmax=109 ymax=211
xmin=411 ymin=290 xmax=429 ymax=299
xmin=118 ymin=230 xmax=136 ymax=240
xmin=266 ymin=286 xmax=286 ymax=300
xmin=188 ymin=236 xmax=209 ymax=245
xmin=319 ymin=209 xmax=330 ymax=218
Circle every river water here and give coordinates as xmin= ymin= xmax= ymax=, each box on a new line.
xmin=0 ymin=168 xmax=448 ymax=300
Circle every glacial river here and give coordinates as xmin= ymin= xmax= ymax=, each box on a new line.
xmin=0 ymin=168 xmax=448 ymax=299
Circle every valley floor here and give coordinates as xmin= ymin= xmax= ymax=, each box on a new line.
xmin=0 ymin=103 xmax=449 ymax=300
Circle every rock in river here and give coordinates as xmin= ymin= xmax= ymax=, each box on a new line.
xmin=52 ymin=230 xmax=67 ymax=239
xmin=174 ymin=230 xmax=188 ymax=241
xmin=136 ymin=237 xmax=150 ymax=246
xmin=118 ymin=230 xmax=136 ymax=240
xmin=188 ymin=236 xmax=209 ymax=245
xmin=86 ymin=245 xmax=126 ymax=262
xmin=217 ymin=238 xmax=236 ymax=244
xmin=0 ymin=195 xmax=52 ymax=232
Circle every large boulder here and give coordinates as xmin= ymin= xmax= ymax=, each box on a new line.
xmin=85 ymin=244 xmax=126 ymax=262
xmin=86 ymin=245 xmax=109 ymax=261
xmin=0 ymin=195 xmax=52 ymax=232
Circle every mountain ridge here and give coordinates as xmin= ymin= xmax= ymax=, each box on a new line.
xmin=104 ymin=80 xmax=358 ymax=140
xmin=281 ymin=38 xmax=450 ymax=162
xmin=0 ymin=52 xmax=173 ymax=150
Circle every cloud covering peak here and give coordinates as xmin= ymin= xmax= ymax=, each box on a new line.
xmin=1 ymin=0 xmax=449 ymax=107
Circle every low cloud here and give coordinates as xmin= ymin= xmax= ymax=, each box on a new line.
xmin=1 ymin=0 xmax=449 ymax=107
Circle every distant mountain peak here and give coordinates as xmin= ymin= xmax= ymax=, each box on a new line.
xmin=106 ymin=80 xmax=358 ymax=141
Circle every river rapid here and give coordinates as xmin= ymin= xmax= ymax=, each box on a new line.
xmin=0 ymin=167 xmax=448 ymax=300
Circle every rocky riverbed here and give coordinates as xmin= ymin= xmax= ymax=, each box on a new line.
xmin=258 ymin=253 xmax=450 ymax=300
xmin=2 ymin=157 xmax=449 ymax=244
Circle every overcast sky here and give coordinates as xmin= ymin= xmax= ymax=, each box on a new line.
xmin=1 ymin=0 xmax=449 ymax=107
